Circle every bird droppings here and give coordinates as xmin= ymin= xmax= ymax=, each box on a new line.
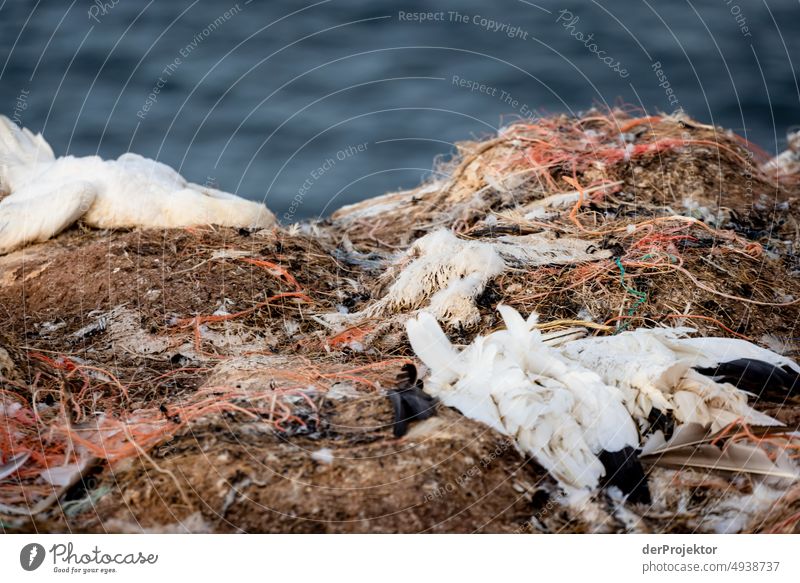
xmin=1 ymin=109 xmax=800 ymax=533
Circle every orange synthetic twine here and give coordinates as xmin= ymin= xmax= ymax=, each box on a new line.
xmin=518 ymin=261 xmax=612 ymax=302
xmin=561 ymin=174 xmax=763 ymax=257
xmin=540 ymin=172 xmax=793 ymax=309
xmin=325 ymin=325 xmax=374 ymax=349
xmin=173 ymin=254 xmax=313 ymax=355
xmin=177 ymin=292 xmax=311 ymax=329
xmin=127 ymin=367 xmax=213 ymax=388
xmin=0 ymin=353 xmax=397 ymax=512
xmin=178 ymin=291 xmax=310 ymax=356
xmin=707 ymin=422 xmax=800 ymax=477
xmin=29 ymin=353 xmax=130 ymax=403
xmin=493 ymin=108 xmax=779 ymax=208
xmin=514 ymin=195 xmax=786 ymax=314
xmin=1 ymin=108 xmax=795 ymax=529
xmin=240 ymin=257 xmax=304 ymax=292
xmin=318 ymin=358 xmax=413 ymax=390
xmin=564 ymin=175 xmax=590 ymax=232
xmin=666 ymin=262 xmax=796 ymax=307
xmin=1 ymin=352 xmax=410 ymax=506
xmin=617 ymin=116 xmax=663 ymax=133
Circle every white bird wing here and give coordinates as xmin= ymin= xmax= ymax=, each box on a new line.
xmin=187 ymin=181 xmax=247 ymax=201
xmin=672 ymin=366 xmax=782 ymax=428
xmin=0 ymin=181 xmax=96 ymax=254
xmin=480 ymin=309 xmax=636 ymax=488
xmin=0 ymin=115 xmax=55 ymax=194
xmin=490 ymin=304 xmax=541 ymax=368
xmin=560 ymin=329 xmax=782 ymax=431
xmin=443 ymin=348 xmax=508 ymax=433
xmin=405 ymin=305 xmax=644 ymax=494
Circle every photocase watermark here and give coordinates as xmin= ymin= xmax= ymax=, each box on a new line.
xmin=397 ymin=11 xmax=447 ymax=23
xmin=136 ymin=3 xmax=244 ymax=120
xmin=722 ymin=0 xmax=752 ymax=38
xmin=137 ymin=58 xmax=181 ymax=120
xmin=283 ymin=142 xmax=369 ymax=222
xmin=10 ymin=88 xmax=30 ymax=126
xmin=88 ymin=0 xmax=121 ymax=23
xmin=742 ymin=148 xmax=756 ymax=200
xmin=398 ymin=11 xmax=529 ymax=40
xmin=650 ymin=61 xmax=680 ymax=110
xmin=451 ymin=75 xmax=538 ymax=123
xmin=18 ymin=542 xmax=159 ymax=575
xmin=20 ymin=543 xmax=46 ymax=571
xmin=422 ymin=438 xmax=513 ymax=503
xmin=20 ymin=541 xmax=159 ymax=574
xmin=555 ymin=9 xmax=629 ymax=78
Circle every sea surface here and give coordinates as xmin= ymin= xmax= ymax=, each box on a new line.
xmin=1 ymin=0 xmax=798 ymax=219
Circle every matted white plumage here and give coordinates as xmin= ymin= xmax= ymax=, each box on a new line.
xmin=406 ymin=305 xmax=641 ymax=501
xmin=558 ymin=327 xmax=791 ymax=431
xmin=406 ymin=305 xmax=793 ymax=501
xmin=369 ymin=228 xmax=610 ymax=329
xmin=0 ymin=115 xmax=275 ymax=255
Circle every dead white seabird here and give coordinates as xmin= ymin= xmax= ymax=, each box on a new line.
xmin=0 ymin=115 xmax=275 ymax=255
xmin=406 ymin=305 xmax=796 ymax=503
xmin=406 ymin=306 xmax=648 ymax=503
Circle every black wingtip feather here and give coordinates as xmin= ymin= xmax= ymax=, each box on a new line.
xmin=598 ymin=447 xmax=651 ymax=504
xmin=388 ymin=364 xmax=437 ymax=437
xmin=695 ymin=358 xmax=799 ymax=400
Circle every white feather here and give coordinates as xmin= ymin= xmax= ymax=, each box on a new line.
xmin=405 ymin=311 xmax=461 ymax=385
xmin=0 ymin=115 xmax=55 ymax=194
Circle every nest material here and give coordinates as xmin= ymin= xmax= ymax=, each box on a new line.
xmin=1 ymin=109 xmax=799 ymax=533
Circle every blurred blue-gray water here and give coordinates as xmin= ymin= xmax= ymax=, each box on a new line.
xmin=1 ymin=0 xmax=798 ymax=219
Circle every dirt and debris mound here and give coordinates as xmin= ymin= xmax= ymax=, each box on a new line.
xmin=1 ymin=109 xmax=799 ymax=533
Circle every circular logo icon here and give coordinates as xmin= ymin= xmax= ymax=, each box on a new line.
xmin=20 ymin=543 xmax=46 ymax=571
